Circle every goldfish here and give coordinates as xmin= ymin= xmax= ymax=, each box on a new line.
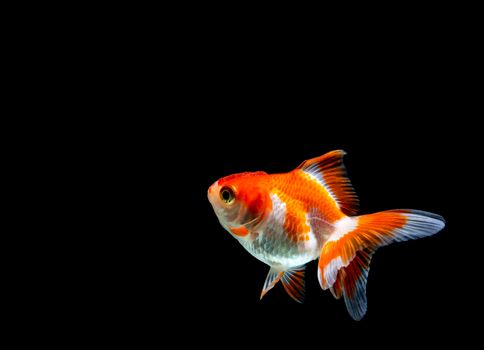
xmin=207 ymin=150 xmax=445 ymax=320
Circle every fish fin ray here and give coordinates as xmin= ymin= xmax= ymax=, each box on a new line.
xmin=330 ymin=269 xmax=344 ymax=299
xmin=340 ymin=248 xmax=373 ymax=320
xmin=297 ymin=150 xmax=359 ymax=215
xmin=260 ymin=268 xmax=283 ymax=300
xmin=318 ymin=210 xmax=445 ymax=319
xmin=281 ymin=265 xmax=306 ymax=303
xmin=318 ymin=209 xmax=444 ymax=290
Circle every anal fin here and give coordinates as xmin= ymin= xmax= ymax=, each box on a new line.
xmin=281 ymin=266 xmax=306 ymax=303
xmin=260 ymin=266 xmax=306 ymax=303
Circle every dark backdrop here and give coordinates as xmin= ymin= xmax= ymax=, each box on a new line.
xmin=104 ymin=33 xmax=479 ymax=345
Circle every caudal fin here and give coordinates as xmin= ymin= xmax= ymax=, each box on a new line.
xmin=319 ymin=209 xmax=445 ymax=320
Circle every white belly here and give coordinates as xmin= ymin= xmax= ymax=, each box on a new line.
xmin=234 ymin=193 xmax=335 ymax=269
xmin=240 ymin=228 xmax=320 ymax=268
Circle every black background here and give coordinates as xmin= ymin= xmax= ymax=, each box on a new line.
xmin=19 ymin=4 xmax=482 ymax=346
xmin=95 ymin=19 xmax=480 ymax=345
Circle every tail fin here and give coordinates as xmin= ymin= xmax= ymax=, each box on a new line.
xmin=318 ymin=210 xmax=445 ymax=320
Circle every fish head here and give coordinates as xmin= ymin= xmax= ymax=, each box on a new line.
xmin=208 ymin=172 xmax=271 ymax=237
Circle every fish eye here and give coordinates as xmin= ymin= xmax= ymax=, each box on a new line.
xmin=220 ymin=187 xmax=235 ymax=204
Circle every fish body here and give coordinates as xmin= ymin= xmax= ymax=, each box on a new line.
xmin=207 ymin=150 xmax=445 ymax=320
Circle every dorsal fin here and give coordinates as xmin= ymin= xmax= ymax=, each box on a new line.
xmin=297 ymin=150 xmax=359 ymax=216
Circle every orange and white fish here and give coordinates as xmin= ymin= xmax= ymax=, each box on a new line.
xmin=207 ymin=150 xmax=445 ymax=320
